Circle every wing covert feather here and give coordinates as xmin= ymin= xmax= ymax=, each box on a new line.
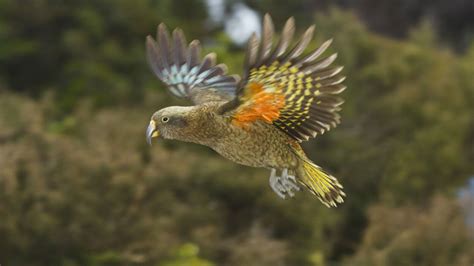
xmin=227 ymin=14 xmax=346 ymax=142
xmin=146 ymin=24 xmax=240 ymax=105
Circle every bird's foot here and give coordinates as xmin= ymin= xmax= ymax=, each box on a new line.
xmin=269 ymin=168 xmax=301 ymax=199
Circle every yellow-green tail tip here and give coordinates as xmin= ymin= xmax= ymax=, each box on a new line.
xmin=298 ymin=160 xmax=345 ymax=208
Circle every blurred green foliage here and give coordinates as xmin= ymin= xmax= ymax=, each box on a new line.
xmin=0 ymin=1 xmax=473 ymax=266
xmin=162 ymin=243 xmax=214 ymax=266
xmin=0 ymin=0 xmax=208 ymax=114
xmin=347 ymin=196 xmax=474 ymax=266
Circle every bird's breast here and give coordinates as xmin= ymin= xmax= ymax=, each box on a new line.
xmin=208 ymin=119 xmax=299 ymax=169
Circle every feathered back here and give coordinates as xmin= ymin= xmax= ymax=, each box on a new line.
xmin=231 ymin=14 xmax=346 ymax=142
xmin=146 ymin=24 xmax=240 ymax=104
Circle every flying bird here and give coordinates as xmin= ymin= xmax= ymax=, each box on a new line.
xmin=146 ymin=14 xmax=346 ymax=207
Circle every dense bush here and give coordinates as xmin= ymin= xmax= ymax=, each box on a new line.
xmin=0 ymin=1 xmax=473 ymax=265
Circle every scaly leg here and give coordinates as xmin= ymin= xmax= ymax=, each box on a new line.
xmin=269 ymin=168 xmax=301 ymax=199
xmin=269 ymin=168 xmax=286 ymax=199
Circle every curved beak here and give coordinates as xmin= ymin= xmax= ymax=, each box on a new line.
xmin=146 ymin=120 xmax=159 ymax=146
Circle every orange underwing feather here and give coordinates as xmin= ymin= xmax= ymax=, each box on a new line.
xmin=228 ymin=14 xmax=346 ymax=142
xmin=232 ymin=82 xmax=285 ymax=128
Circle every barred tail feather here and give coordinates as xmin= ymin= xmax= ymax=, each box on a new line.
xmin=297 ymin=160 xmax=345 ymax=207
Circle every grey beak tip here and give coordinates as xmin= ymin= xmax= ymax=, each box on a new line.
xmin=146 ymin=122 xmax=156 ymax=146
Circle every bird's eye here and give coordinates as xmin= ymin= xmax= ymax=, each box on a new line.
xmin=161 ymin=116 xmax=169 ymax=123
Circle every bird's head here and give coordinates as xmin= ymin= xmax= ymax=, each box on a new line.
xmin=146 ymin=106 xmax=194 ymax=145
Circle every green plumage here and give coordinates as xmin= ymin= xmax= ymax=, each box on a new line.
xmin=241 ymin=15 xmax=346 ymax=142
xmin=146 ymin=14 xmax=346 ymax=207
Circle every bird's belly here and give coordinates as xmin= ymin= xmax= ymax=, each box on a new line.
xmin=209 ymin=123 xmax=298 ymax=169
xmin=212 ymin=142 xmax=271 ymax=167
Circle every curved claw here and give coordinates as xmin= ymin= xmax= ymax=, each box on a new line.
xmin=269 ymin=168 xmax=300 ymax=199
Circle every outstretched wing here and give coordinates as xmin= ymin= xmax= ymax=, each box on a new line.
xmin=146 ymin=24 xmax=240 ymax=105
xmin=227 ymin=14 xmax=346 ymax=142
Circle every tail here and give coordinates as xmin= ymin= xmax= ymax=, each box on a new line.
xmin=292 ymin=148 xmax=345 ymax=207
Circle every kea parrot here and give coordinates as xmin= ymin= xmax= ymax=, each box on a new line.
xmin=145 ymin=14 xmax=346 ymax=207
